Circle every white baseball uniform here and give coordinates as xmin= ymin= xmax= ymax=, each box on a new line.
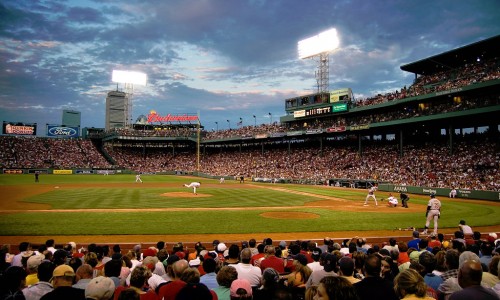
xmin=135 ymin=174 xmax=142 ymax=183
xmin=388 ymin=196 xmax=398 ymax=207
xmin=424 ymin=196 xmax=441 ymax=234
xmin=364 ymin=186 xmax=378 ymax=206
xmin=184 ymin=182 xmax=201 ymax=194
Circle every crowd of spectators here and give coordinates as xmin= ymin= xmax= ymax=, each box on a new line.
xmin=102 ymin=137 xmax=500 ymax=191
xmin=0 ymin=136 xmax=112 ymax=170
xmin=353 ymin=57 xmax=500 ymax=107
xmin=1 ymin=133 xmax=499 ymax=191
xmin=1 ymin=232 xmax=500 ymax=299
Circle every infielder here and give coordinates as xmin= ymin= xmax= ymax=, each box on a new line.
xmin=219 ymin=177 xmax=225 ymax=184
xmin=364 ymin=185 xmax=378 ymax=206
xmin=184 ymin=182 xmax=201 ymax=194
xmin=135 ymin=174 xmax=142 ymax=183
xmin=423 ymin=193 xmax=441 ymax=235
xmin=387 ymin=194 xmax=398 ymax=207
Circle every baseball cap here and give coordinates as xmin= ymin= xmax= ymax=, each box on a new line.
xmin=175 ymin=251 xmax=185 ymax=260
xmin=311 ymin=247 xmax=322 ymax=259
xmin=27 ymin=254 xmax=45 ymax=270
xmin=212 ymin=239 xmax=220 ymax=246
xmin=217 ymin=243 xmax=227 ymax=252
xmin=68 ymin=241 xmax=77 ymax=250
xmin=165 ymin=254 xmax=180 ymax=267
xmin=409 ymin=250 xmax=422 ymax=261
xmin=85 ymin=276 xmax=115 ymax=300
xmin=323 ymin=253 xmax=337 ymax=272
xmin=230 ymin=279 xmax=252 ymax=297
xmin=189 ymin=258 xmax=201 ymax=267
xmin=293 ymin=253 xmax=308 ymax=266
xmin=51 ymin=264 xmax=75 ymax=281
xmin=142 ymin=256 xmax=158 ymax=270
xmin=338 ymin=256 xmax=354 ymax=272
xmin=143 ymin=248 xmax=157 ymax=258
xmin=459 ymin=220 xmax=466 ymax=225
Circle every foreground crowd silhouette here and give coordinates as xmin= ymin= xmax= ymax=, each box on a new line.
xmin=2 ymin=231 xmax=500 ymax=300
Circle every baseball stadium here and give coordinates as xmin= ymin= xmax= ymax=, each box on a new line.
xmin=1 ymin=35 xmax=499 ymax=245
xmin=1 ymin=35 xmax=500 ymax=289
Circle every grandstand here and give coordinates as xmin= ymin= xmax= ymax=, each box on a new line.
xmin=1 ymin=36 xmax=499 ymax=195
xmin=0 ymin=36 xmax=499 ymax=248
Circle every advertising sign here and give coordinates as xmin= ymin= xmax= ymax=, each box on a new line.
xmin=332 ymin=102 xmax=348 ymax=112
xmin=3 ymin=122 xmax=36 ymax=135
xmin=47 ymin=126 xmax=79 ymax=137
xmin=326 ymin=126 xmax=346 ymax=133
xmin=53 ymin=170 xmax=73 ymax=175
xmin=350 ymin=124 xmax=370 ymax=131
xmin=293 ymin=110 xmax=306 ymax=118
xmin=330 ymin=88 xmax=353 ymax=102
xmin=147 ymin=110 xmax=199 ymax=124
xmin=305 ymin=106 xmax=331 ymax=117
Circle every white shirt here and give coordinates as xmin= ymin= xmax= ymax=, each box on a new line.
xmin=233 ymin=263 xmax=262 ymax=287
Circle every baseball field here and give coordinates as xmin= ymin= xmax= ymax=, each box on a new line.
xmin=1 ymin=174 xmax=499 ymax=245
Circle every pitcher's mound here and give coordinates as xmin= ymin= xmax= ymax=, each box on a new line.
xmin=161 ymin=192 xmax=212 ymax=198
xmin=261 ymin=212 xmax=320 ymax=219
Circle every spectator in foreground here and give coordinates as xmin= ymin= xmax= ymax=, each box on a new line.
xmin=449 ymin=259 xmax=499 ymax=300
xmin=213 ymin=265 xmax=238 ymax=300
xmin=40 ymin=264 xmax=85 ymax=300
xmin=393 ymin=269 xmax=435 ymax=300
xmin=0 ymin=266 xmax=27 ymax=300
xmin=233 ymin=248 xmax=262 ymax=288
xmin=85 ymin=276 xmax=115 ymax=300
xmin=23 ymin=261 xmax=55 ymax=300
xmin=353 ymin=254 xmax=398 ymax=300
xmin=315 ymin=276 xmax=359 ymax=300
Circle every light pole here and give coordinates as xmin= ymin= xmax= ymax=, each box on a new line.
xmin=253 ymin=115 xmax=256 ymax=126
xmin=227 ymin=119 xmax=230 ymax=129
xmin=239 ymin=117 xmax=242 ymax=126
xmin=268 ymin=112 xmax=272 ymax=124
xmin=215 ymin=121 xmax=218 ymax=131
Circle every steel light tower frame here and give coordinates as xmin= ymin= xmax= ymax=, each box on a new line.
xmin=298 ymin=28 xmax=339 ymax=94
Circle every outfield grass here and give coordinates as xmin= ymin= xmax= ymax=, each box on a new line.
xmin=0 ymin=174 xmax=499 ymax=236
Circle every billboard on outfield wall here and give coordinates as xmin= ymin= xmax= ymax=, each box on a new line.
xmin=2 ymin=122 xmax=37 ymax=135
xmin=46 ymin=125 xmax=80 ymax=138
xmin=53 ymin=170 xmax=73 ymax=175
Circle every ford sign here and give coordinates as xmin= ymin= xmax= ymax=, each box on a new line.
xmin=47 ymin=126 xmax=79 ymax=137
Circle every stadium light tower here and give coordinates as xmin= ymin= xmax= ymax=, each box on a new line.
xmin=112 ymin=70 xmax=147 ymax=128
xmin=298 ymin=28 xmax=340 ymax=94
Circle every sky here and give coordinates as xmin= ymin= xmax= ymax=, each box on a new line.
xmin=1 ymin=0 xmax=499 ymax=133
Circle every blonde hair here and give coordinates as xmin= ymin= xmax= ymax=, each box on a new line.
xmin=305 ymin=285 xmax=318 ymax=300
xmin=394 ymin=268 xmax=428 ymax=298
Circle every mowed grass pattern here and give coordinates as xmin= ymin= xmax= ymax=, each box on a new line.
xmin=22 ymin=187 xmax=318 ymax=209
xmin=0 ymin=174 xmax=499 ymax=236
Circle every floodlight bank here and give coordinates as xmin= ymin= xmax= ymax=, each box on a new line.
xmin=298 ymin=28 xmax=340 ymax=59
xmin=112 ymin=70 xmax=147 ymax=85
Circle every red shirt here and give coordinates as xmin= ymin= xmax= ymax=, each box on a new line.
xmin=114 ymin=286 xmax=158 ymax=300
xmin=157 ymin=280 xmax=186 ymax=300
xmin=251 ymin=253 xmax=265 ymax=267
xmin=260 ymin=255 xmax=285 ymax=273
